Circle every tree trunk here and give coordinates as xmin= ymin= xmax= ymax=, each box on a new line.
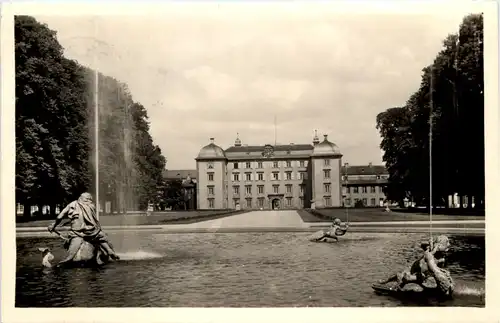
xmin=23 ymin=203 xmax=31 ymax=219
xmin=467 ymin=195 xmax=473 ymax=209
xmin=49 ymin=203 xmax=56 ymax=217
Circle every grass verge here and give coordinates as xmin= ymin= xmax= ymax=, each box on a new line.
xmin=300 ymin=208 xmax=484 ymax=223
xmin=16 ymin=210 xmax=248 ymax=227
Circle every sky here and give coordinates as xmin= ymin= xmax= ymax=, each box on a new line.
xmin=34 ymin=3 xmax=474 ymax=170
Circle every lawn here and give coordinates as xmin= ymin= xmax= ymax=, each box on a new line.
xmin=16 ymin=210 xmax=248 ymax=227
xmin=297 ymin=208 xmax=484 ymax=223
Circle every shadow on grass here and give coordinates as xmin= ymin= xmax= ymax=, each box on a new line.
xmin=16 ymin=210 xmax=249 ymax=227
xmin=298 ymin=208 xmax=484 ymax=223
xmin=157 ymin=210 xmax=250 ymax=225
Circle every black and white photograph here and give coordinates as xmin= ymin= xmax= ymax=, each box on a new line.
xmin=1 ymin=1 xmax=498 ymax=322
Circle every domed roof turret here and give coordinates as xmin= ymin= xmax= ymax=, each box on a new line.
xmin=234 ymin=133 xmax=242 ymax=147
xmin=312 ymin=134 xmax=341 ymax=156
xmin=312 ymin=130 xmax=320 ymax=145
xmin=196 ymin=138 xmax=226 ymax=160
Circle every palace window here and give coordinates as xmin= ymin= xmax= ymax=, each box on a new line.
xmin=353 ymin=186 xmax=359 ymax=194
xmin=324 ymin=159 xmax=330 ymax=166
xmin=324 ymin=183 xmax=331 ymax=193
xmin=286 ymin=184 xmax=292 ymax=193
xmin=208 ymin=198 xmax=215 ymax=208
xmin=245 ymin=185 xmax=252 ymax=194
xmin=246 ymin=162 xmax=251 ymax=169
xmin=233 ymin=186 xmax=240 ymax=195
xmin=258 ymin=162 xmax=263 ymax=168
xmin=258 ymin=185 xmax=264 ymax=194
xmin=362 ymin=198 xmax=367 ymax=206
xmin=273 ymin=173 xmax=279 ymax=180
xmin=285 ymin=172 xmax=292 ymax=180
xmin=234 ymin=162 xmax=239 ymax=169
xmin=371 ymin=198 xmax=376 ymax=206
xmin=233 ymin=174 xmax=240 ymax=182
xmin=324 ymin=197 xmax=332 ymax=206
xmin=345 ymin=198 xmax=351 ymax=206
xmin=370 ymin=186 xmax=376 ymax=193
xmin=208 ymin=186 xmax=214 ymax=195
xmin=273 ymin=185 xmax=279 ymax=194
xmin=273 ymin=161 xmax=279 ymax=168
xmin=299 ymin=197 xmax=304 ymax=207
xmin=345 ymin=186 xmax=350 ymax=194
xmin=286 ymin=197 xmax=292 ymax=206
xmin=246 ymin=173 xmax=251 ymax=181
xmin=323 ymin=169 xmax=331 ymax=179
xmin=362 ymin=186 xmax=367 ymax=193
xmin=208 ymin=173 xmax=214 ymax=181
xmin=286 ymin=161 xmax=292 ymax=168
xmin=258 ymin=173 xmax=264 ymax=181
xmin=207 ymin=162 xmax=214 ymax=169
xmin=299 ymin=160 xmax=305 ymax=167
xmin=299 ymin=172 xmax=306 ymax=180
xmin=258 ymin=198 xmax=265 ymax=207
xmin=246 ymin=198 xmax=252 ymax=208
xmin=299 ymin=184 xmax=305 ymax=194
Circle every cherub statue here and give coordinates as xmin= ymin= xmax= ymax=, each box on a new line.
xmin=314 ymin=218 xmax=349 ymax=242
xmin=377 ymin=235 xmax=454 ymax=298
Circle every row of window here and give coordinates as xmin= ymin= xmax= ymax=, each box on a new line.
xmin=208 ymin=182 xmax=334 ymax=195
xmin=342 ymin=175 xmax=388 ymax=181
xmin=206 ymin=170 xmax=331 ymax=182
xmin=243 ymin=197 xmax=305 ymax=208
xmin=206 ymin=182 xmax=383 ymax=196
xmin=226 ymin=160 xmax=310 ymax=169
xmin=344 ymin=186 xmax=384 ymax=194
xmin=228 ymin=184 xmax=307 ymax=195
xmin=207 ymin=159 xmax=334 ymax=170
xmin=207 ymin=197 xmax=306 ymax=209
xmin=206 ymin=196 xmax=385 ymax=209
xmin=345 ymin=197 xmax=385 ymax=206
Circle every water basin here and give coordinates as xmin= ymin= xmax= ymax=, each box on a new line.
xmin=16 ymin=231 xmax=485 ymax=307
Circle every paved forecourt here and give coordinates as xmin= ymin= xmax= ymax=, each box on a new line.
xmin=16 ymin=210 xmax=484 ymax=237
xmin=178 ymin=210 xmax=309 ymax=229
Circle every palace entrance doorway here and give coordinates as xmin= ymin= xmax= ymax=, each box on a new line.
xmin=268 ymin=194 xmax=284 ymax=210
xmin=272 ymin=198 xmax=280 ymax=210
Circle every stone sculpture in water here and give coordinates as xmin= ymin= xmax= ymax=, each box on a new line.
xmin=313 ymin=218 xmax=349 ymax=242
xmin=39 ymin=247 xmax=54 ymax=268
xmin=48 ymin=192 xmax=120 ymax=267
xmin=376 ymin=235 xmax=454 ymax=298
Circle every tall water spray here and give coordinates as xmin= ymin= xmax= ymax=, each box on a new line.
xmin=94 ymin=69 xmax=99 ymax=219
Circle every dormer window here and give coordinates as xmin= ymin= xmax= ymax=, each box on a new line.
xmin=207 ymin=162 xmax=214 ymax=169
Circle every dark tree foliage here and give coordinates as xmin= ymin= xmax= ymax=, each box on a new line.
xmin=376 ymin=14 xmax=484 ymax=209
xmin=15 ymin=16 xmax=167 ymax=218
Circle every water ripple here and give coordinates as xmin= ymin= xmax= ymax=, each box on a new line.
xmin=16 ymin=232 xmax=484 ymax=307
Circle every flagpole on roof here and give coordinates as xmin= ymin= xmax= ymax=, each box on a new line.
xmin=274 ymin=115 xmax=277 ymax=146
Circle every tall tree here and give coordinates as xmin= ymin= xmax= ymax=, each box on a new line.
xmin=15 ymin=15 xmax=168 ymax=218
xmin=376 ymin=13 xmax=484 ymax=210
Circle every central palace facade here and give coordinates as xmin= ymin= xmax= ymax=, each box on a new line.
xmin=194 ymin=132 xmax=389 ymax=210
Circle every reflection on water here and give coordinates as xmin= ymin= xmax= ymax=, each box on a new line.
xmin=16 ymin=232 xmax=485 ymax=307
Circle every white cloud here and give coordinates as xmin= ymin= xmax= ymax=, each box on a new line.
xmin=34 ymin=5 xmax=474 ymax=169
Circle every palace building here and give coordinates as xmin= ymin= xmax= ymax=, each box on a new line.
xmin=195 ymin=131 xmax=344 ymax=210
xmin=341 ymin=163 xmax=389 ymax=207
xmin=163 ymin=133 xmax=389 ymax=211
